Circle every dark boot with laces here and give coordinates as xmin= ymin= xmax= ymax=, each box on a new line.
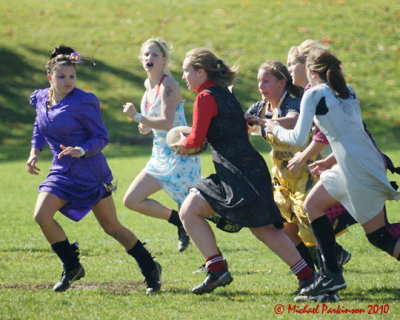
xmin=292 ymin=271 xmax=318 ymax=295
xmin=53 ymin=264 xmax=85 ymax=292
xmin=192 ymin=268 xmax=233 ymax=295
xmin=300 ymin=270 xmax=346 ymax=296
xmin=336 ymin=245 xmax=351 ymax=267
xmin=144 ymin=261 xmax=162 ymax=294
xmin=177 ymin=225 xmax=190 ymax=252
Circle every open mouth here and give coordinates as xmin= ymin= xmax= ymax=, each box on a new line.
xmin=146 ymin=62 xmax=154 ymax=67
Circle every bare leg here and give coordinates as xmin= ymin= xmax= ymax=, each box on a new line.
xmin=92 ymin=196 xmax=138 ymax=250
xmin=250 ymin=225 xmax=304 ymax=266
xmin=123 ymin=170 xmax=173 ymax=220
xmin=282 ymin=222 xmax=303 ymax=246
xmin=303 ymin=181 xmax=338 ymax=222
xmin=33 ymin=192 xmax=68 ymax=244
xmin=179 ymin=192 xmax=219 ymax=258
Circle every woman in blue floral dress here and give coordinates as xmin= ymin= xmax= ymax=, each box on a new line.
xmin=122 ymin=39 xmax=201 ymax=252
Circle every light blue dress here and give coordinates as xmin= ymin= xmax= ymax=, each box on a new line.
xmin=140 ymin=80 xmax=201 ymax=206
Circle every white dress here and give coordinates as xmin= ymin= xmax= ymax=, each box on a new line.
xmin=140 ymin=79 xmax=201 ymax=206
xmin=273 ymin=83 xmax=400 ymax=224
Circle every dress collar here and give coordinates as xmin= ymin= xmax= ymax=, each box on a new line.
xmin=197 ymin=79 xmax=215 ymax=93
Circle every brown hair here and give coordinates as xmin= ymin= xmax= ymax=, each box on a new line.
xmin=306 ymin=48 xmax=350 ymax=99
xmin=184 ymin=48 xmax=238 ymax=88
xmin=46 ymin=45 xmax=76 ymax=74
xmin=259 ymin=60 xmax=303 ymax=97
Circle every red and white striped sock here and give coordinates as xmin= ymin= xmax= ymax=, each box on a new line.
xmin=206 ymin=254 xmax=226 ymax=273
xmin=291 ymin=259 xmax=314 ymax=281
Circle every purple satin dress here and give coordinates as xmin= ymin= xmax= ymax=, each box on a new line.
xmin=30 ymin=87 xmax=113 ymax=221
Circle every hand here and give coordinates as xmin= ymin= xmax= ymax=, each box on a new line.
xmin=244 ymin=113 xmax=263 ymax=126
xmin=264 ymin=120 xmax=280 ymax=134
xmin=287 ymin=151 xmax=306 ymax=174
xmin=138 ymin=123 xmax=151 ymax=134
xmin=26 ymin=154 xmax=40 ymax=175
xmin=308 ymin=159 xmax=330 ymax=178
xmin=58 ymin=144 xmax=85 ymax=159
xmin=170 ymin=130 xmax=190 ymax=156
xmin=123 ymin=102 xmax=137 ymax=120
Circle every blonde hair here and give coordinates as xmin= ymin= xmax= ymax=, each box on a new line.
xmin=287 ymin=39 xmax=326 ymax=66
xmin=298 ymin=39 xmax=325 ymax=59
xmin=184 ymin=48 xmax=238 ymax=88
xmin=140 ymin=38 xmax=171 ymax=74
xmin=288 ymin=46 xmax=306 ymax=64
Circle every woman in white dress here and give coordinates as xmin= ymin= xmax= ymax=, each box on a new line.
xmin=122 ymin=39 xmax=201 ymax=252
xmin=265 ymin=47 xmax=400 ymax=297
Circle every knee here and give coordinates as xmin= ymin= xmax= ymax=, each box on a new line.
xmin=366 ymin=226 xmax=397 ymax=255
xmin=33 ymin=210 xmax=51 ymax=226
xmin=179 ymin=194 xmax=202 ymax=223
xmin=102 ymin=222 xmax=123 ymax=238
xmin=303 ymin=198 xmax=322 ymax=221
xmin=122 ymin=193 xmax=139 ymax=211
xmin=302 ymin=199 xmax=311 ymax=215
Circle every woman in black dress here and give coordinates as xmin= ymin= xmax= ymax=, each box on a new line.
xmin=172 ymin=48 xmax=315 ymax=295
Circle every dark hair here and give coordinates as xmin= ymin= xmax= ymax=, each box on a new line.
xmin=46 ymin=45 xmax=76 ymax=74
xmin=50 ymin=45 xmax=75 ymax=58
xmin=259 ymin=60 xmax=303 ymax=97
xmin=185 ymin=48 xmax=238 ymax=87
xmin=306 ymin=48 xmax=350 ymax=99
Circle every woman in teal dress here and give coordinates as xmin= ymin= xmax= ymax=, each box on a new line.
xmin=122 ymin=38 xmax=201 ymax=252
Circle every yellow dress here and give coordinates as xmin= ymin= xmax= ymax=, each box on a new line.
xmin=265 ymin=122 xmax=320 ymax=245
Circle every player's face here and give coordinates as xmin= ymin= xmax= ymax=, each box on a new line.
xmin=287 ymin=54 xmax=307 ymax=88
xmin=141 ymin=43 xmax=166 ymax=73
xmin=182 ymin=58 xmax=205 ymax=91
xmin=257 ymin=70 xmax=284 ymax=102
xmin=48 ymin=65 xmax=76 ymax=98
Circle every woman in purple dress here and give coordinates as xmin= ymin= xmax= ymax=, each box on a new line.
xmin=26 ymin=45 xmax=161 ymax=294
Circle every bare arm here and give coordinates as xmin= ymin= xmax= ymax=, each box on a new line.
xmin=123 ymin=76 xmax=182 ymax=131
xmin=287 ymin=140 xmax=327 ymax=173
xmin=272 ymin=113 xmax=298 ymax=129
xmin=26 ymin=147 xmax=41 ymax=175
xmin=269 ymin=89 xmax=318 ymax=146
xmin=308 ymin=153 xmax=337 ymax=178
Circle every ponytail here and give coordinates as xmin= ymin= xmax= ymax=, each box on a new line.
xmin=185 ymin=48 xmax=238 ymax=88
xmin=307 ymin=48 xmax=350 ymax=99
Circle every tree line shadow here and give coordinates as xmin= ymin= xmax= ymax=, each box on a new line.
xmin=0 ymin=45 xmax=398 ymax=162
xmin=0 ymin=45 xmax=150 ymax=161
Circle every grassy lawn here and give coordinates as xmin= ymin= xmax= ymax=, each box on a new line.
xmin=1 ymin=0 xmax=400 ymax=319
xmin=1 ymin=153 xmax=400 ymax=320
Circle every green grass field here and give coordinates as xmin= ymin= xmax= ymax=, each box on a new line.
xmin=1 ymin=0 xmax=400 ymax=319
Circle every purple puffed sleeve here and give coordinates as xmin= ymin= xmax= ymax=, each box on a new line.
xmin=30 ymin=90 xmax=47 ymax=150
xmin=78 ymin=93 xmax=109 ymax=157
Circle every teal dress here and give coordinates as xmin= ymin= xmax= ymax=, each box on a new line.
xmin=140 ymin=78 xmax=201 ymax=206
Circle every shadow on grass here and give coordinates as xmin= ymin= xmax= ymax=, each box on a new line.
xmin=0 ymin=45 xmax=151 ymax=162
xmin=341 ymin=287 xmax=400 ymax=303
xmin=0 ymin=247 xmax=50 ymax=253
xmin=1 ymin=46 xmax=399 ymax=162
xmin=0 ymin=281 xmax=145 ymax=295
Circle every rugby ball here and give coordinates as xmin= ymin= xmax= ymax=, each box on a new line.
xmin=166 ymin=126 xmax=207 ymax=156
